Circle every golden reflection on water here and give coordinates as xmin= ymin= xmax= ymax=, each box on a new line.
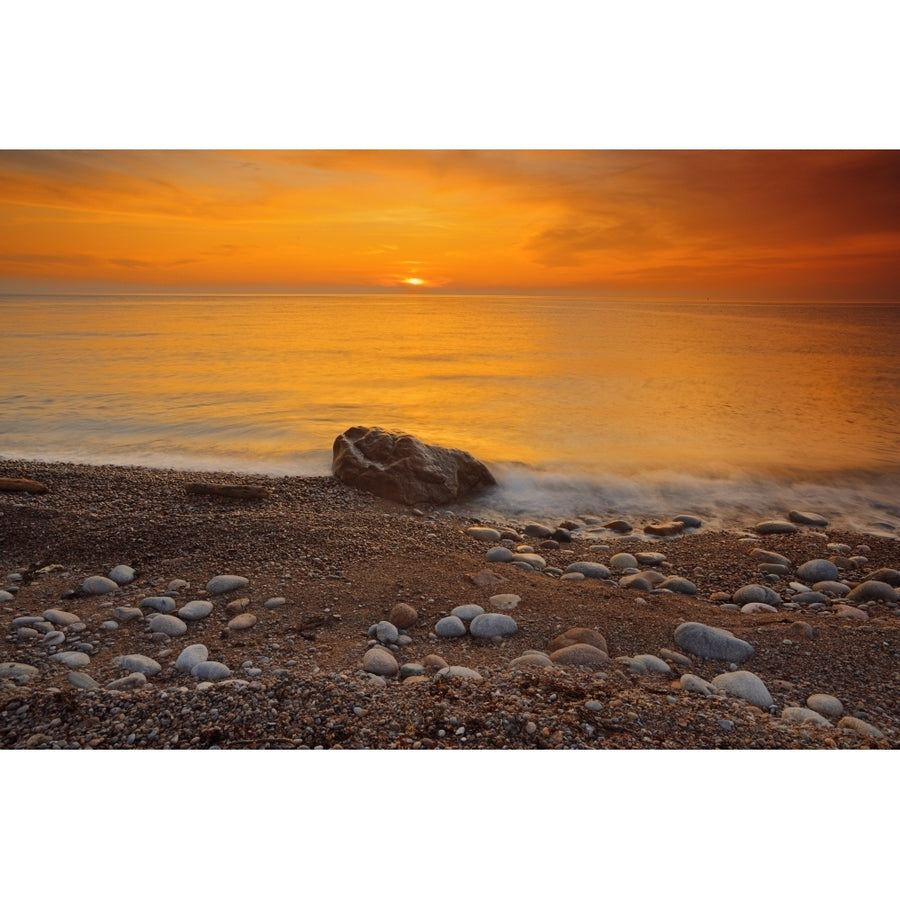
xmin=3 ymin=294 xmax=900 ymax=479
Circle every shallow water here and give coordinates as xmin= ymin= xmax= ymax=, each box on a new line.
xmin=3 ymin=293 xmax=899 ymax=531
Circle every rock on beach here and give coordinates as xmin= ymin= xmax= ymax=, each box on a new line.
xmin=674 ymin=622 xmax=754 ymax=663
xmin=712 ymin=671 xmax=774 ymax=709
xmin=469 ymin=613 xmax=518 ymax=638
xmin=206 ymin=574 xmax=249 ymax=595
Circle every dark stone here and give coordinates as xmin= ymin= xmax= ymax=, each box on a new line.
xmin=332 ymin=426 xmax=496 ymax=506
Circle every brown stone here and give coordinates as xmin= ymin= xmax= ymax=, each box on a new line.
xmin=549 ymin=643 xmax=609 ymax=668
xmin=788 ymin=621 xmax=815 ymax=640
xmin=603 ymin=519 xmax=633 ymax=533
xmin=389 ymin=602 xmax=418 ymax=629
xmin=644 ymin=521 xmax=685 ymax=537
xmin=226 ymin=597 xmax=252 ymax=613
xmin=332 ymin=426 xmax=496 ymax=506
xmin=547 ymin=627 xmax=609 ymax=655
xmin=422 ymin=654 xmax=449 ymax=671
xmin=227 ymin=613 xmax=258 ymax=630
xmin=0 ymin=476 xmax=48 ymax=494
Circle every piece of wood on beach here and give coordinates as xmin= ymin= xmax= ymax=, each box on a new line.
xmin=0 ymin=477 xmax=49 ymax=494
xmin=185 ymin=482 xmax=270 ymax=500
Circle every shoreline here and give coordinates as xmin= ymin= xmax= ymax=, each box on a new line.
xmin=1 ymin=458 xmax=898 ymax=749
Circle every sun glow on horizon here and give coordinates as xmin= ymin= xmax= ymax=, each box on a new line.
xmin=1 ymin=150 xmax=899 ymax=300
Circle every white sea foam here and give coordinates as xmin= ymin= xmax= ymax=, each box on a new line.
xmin=459 ymin=462 xmax=900 ymax=537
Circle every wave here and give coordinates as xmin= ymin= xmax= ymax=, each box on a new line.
xmin=458 ymin=462 xmax=900 ymax=536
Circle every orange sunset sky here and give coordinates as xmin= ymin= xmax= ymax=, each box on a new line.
xmin=1 ymin=149 xmax=899 ymax=299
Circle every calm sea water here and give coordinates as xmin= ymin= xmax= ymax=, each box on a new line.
xmin=3 ymin=293 xmax=900 ymax=532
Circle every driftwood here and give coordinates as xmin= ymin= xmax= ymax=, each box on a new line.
xmin=185 ymin=482 xmax=270 ymax=500
xmin=0 ymin=477 xmax=49 ymax=494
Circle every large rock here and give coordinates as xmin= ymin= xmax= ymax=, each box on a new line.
xmin=674 ymin=622 xmax=754 ymax=663
xmin=331 ymin=426 xmax=496 ymax=506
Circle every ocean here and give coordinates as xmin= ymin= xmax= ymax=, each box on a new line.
xmin=3 ymin=293 xmax=900 ymax=533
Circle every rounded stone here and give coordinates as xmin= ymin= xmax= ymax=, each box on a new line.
xmin=67 ymin=670 xmax=100 ymax=690
xmin=434 ymin=665 xmax=483 ymax=681
xmin=423 ymin=654 xmax=449 ymax=671
xmin=177 ymin=600 xmax=214 ymax=621
xmin=680 ymin=673 xmax=714 ymax=695
xmin=115 ymin=654 xmax=161 ymax=676
xmin=363 ymin=646 xmax=399 ymax=677
xmin=450 ymin=604 xmax=484 ymax=622
xmin=674 ymin=622 xmax=754 ymax=663
xmin=488 ymin=593 xmax=521 ymax=611
xmin=205 ymin=574 xmax=249 ymax=595
xmin=176 ymin=644 xmax=210 ymax=671
xmin=564 ymin=561 xmax=610 ymax=579
xmin=469 ymin=613 xmax=518 ymax=638
xmin=52 ymin=651 xmax=91 ymax=668
xmin=548 ymin=627 xmax=608 ymax=655
xmin=466 ymin=526 xmax=502 ymax=542
xmin=524 ymin=522 xmax=554 ymax=538
xmin=264 ymin=596 xmax=287 ymax=609
xmin=549 ymin=643 xmax=609 ymax=668
xmin=807 ymin=693 xmax=844 ymax=718
xmin=511 ymin=552 xmax=547 ymax=570
xmin=107 ymin=565 xmax=136 ymax=586
xmin=113 ymin=606 xmax=144 ymax=623
xmin=635 ymin=551 xmax=667 ymax=566
xmin=0 ymin=662 xmax=40 ymax=685
xmin=846 ymin=581 xmax=897 ymax=602
xmin=837 ymin=716 xmax=885 ymax=739
xmin=509 ymin=653 xmax=554 ymax=668
xmin=755 ymin=520 xmax=799 ymax=534
xmin=750 ymin=548 xmax=793 ymax=566
xmin=388 ymin=602 xmax=418 ymax=628
xmin=191 ymin=661 xmax=232 ymax=681
xmin=610 ymin=552 xmax=638 ymax=570
xmin=788 ymin=510 xmax=829 ymax=526
xmin=435 ymin=615 xmax=467 ymax=637
xmin=657 ymin=576 xmax=697 ymax=595
xmin=227 ymin=613 xmax=258 ymax=631
xmin=140 ymin=596 xmax=177 ymax=613
xmin=400 ymin=663 xmax=426 ymax=678
xmin=149 ymin=614 xmax=188 ymax=636
xmin=107 ymin=672 xmax=148 ymax=691
xmin=796 ymin=559 xmax=840 ymax=582
xmin=628 ymin=654 xmax=672 ymax=674
xmin=733 ymin=584 xmax=781 ymax=606
xmin=485 ymin=546 xmax=514 ymax=563
xmin=619 ymin=574 xmax=653 ymax=591
xmin=42 ymin=609 xmax=80 ymax=627
xmin=834 ymin=604 xmax=869 ymax=620
xmin=782 ymin=707 xmax=832 ymax=727
xmin=812 ymin=580 xmax=850 ymax=596
xmin=82 ymin=575 xmax=119 ymax=595
xmin=740 ymin=602 xmax=780 ymax=614
xmin=712 ymin=671 xmax=774 ymax=709
xmin=867 ymin=567 xmax=900 ymax=586
xmin=673 ymin=514 xmax=702 ymax=528
xmin=375 ymin=620 xmax=399 ymax=644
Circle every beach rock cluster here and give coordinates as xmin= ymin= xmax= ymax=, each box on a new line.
xmin=0 ymin=460 xmax=897 ymax=749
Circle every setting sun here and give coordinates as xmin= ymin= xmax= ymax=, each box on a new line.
xmin=403 ymin=277 xmax=426 ymax=286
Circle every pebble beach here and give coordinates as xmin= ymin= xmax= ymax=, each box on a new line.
xmin=1 ymin=458 xmax=898 ymax=750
